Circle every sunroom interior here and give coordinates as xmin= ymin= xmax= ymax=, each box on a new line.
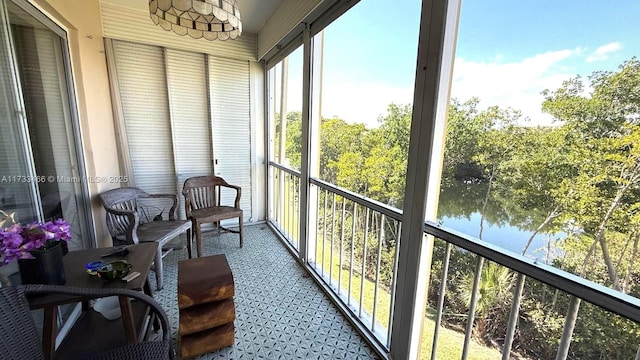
xmin=1 ymin=0 xmax=640 ymax=359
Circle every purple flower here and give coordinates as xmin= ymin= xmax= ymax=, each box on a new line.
xmin=48 ymin=219 xmax=71 ymax=241
xmin=1 ymin=225 xmax=23 ymax=247
xmin=0 ymin=218 xmax=72 ymax=266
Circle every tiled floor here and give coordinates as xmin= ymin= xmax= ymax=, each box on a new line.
xmin=151 ymin=224 xmax=380 ymax=359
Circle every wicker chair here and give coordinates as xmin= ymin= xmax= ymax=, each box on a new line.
xmin=0 ymin=284 xmax=174 ymax=360
xmin=182 ymin=176 xmax=243 ymax=257
xmin=99 ymin=187 xmax=192 ymax=290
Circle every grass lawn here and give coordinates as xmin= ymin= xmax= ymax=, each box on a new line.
xmin=313 ymin=240 xmax=502 ymax=360
xmin=421 ymin=308 xmax=502 ymax=359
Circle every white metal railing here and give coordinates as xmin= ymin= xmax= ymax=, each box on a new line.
xmin=267 ymin=162 xmax=640 ymax=359
xmin=425 ymin=222 xmax=640 ymax=360
xmin=269 ymin=162 xmax=301 ymax=251
xmin=309 ymin=177 xmax=402 ymax=349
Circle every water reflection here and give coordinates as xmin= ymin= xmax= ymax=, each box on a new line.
xmin=437 ymin=180 xmax=562 ymax=261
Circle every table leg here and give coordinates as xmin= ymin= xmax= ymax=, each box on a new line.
xmin=143 ymin=277 xmax=152 ymax=296
xmin=143 ymin=278 xmax=160 ymax=332
xmin=118 ymin=295 xmax=137 ymax=344
xmin=42 ymin=305 xmax=57 ymax=360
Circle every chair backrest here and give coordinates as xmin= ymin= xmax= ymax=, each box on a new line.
xmin=99 ymin=187 xmax=146 ymax=238
xmin=20 ymin=284 xmax=174 ymax=360
xmin=182 ymin=176 xmax=229 ymax=211
xmin=0 ymin=286 xmax=46 ymax=360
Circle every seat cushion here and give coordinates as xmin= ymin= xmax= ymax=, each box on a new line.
xmin=189 ymin=206 xmax=242 ymax=223
xmin=137 ymin=220 xmax=191 ymax=245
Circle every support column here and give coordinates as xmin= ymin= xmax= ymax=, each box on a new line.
xmin=300 ymin=26 xmax=322 ymax=263
xmin=389 ymin=0 xmax=460 ymax=358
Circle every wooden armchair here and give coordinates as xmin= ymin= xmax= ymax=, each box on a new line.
xmin=99 ymin=187 xmax=191 ymax=290
xmin=182 ymin=176 xmax=243 ymax=257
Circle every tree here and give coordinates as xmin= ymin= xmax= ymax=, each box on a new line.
xmin=284 ymin=111 xmax=302 ymax=169
xmin=319 ymin=117 xmax=368 ymax=185
xmin=494 ymin=126 xmax=578 ymax=255
xmin=469 ymin=105 xmax=522 ymax=239
xmin=534 ymin=58 xmax=640 ymax=360
xmin=442 ymin=98 xmax=487 ymax=182
xmin=363 ymin=103 xmax=412 ymax=207
xmin=542 ymin=58 xmax=640 ymax=289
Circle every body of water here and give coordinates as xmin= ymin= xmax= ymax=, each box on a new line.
xmin=439 ymin=212 xmax=555 ymax=260
xmin=437 ymin=181 xmax=562 ymax=261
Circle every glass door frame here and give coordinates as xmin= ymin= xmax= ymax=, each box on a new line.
xmin=0 ymin=0 xmax=41 ymax=220
xmin=6 ymin=0 xmax=95 ymax=248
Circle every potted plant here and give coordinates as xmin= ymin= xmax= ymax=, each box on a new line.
xmin=0 ymin=210 xmax=71 ymax=285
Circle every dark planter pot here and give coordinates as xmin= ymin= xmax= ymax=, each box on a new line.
xmin=18 ymin=242 xmax=66 ymax=285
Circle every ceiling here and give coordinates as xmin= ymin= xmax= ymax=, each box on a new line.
xmin=100 ymin=0 xmax=283 ymax=34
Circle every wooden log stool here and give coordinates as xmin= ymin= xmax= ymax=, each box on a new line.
xmin=178 ymin=254 xmax=235 ymax=358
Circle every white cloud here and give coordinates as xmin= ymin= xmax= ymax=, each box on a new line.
xmin=321 ymin=82 xmax=414 ymax=128
xmin=318 ymin=49 xmax=581 ymax=127
xmin=451 ymin=49 xmax=579 ymax=125
xmin=285 ymin=77 xmax=414 ymax=128
xmin=586 ymin=42 xmax=623 ymax=63
xmin=285 ymin=44 xmax=619 ymax=128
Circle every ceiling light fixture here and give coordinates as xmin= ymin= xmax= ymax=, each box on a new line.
xmin=149 ymin=0 xmax=242 ymax=41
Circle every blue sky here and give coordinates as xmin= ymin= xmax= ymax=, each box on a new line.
xmin=452 ymin=1 xmax=640 ymax=125
xmin=458 ymin=1 xmax=638 ymax=64
xmin=285 ymin=0 xmax=639 ymax=127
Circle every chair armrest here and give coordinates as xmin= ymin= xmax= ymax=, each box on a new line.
xmin=183 ymin=193 xmax=193 ymax=218
xmin=23 ymin=285 xmax=174 ymax=360
xmin=181 ymin=190 xmax=196 ymax=218
xmin=220 ymin=184 xmax=242 ymax=209
xmin=103 ymin=206 xmax=136 ymax=217
xmin=142 ymin=193 xmax=179 ymax=221
xmin=103 ymin=207 xmax=140 ymax=244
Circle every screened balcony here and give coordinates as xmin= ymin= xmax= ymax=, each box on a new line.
xmin=268 ymin=165 xmax=640 ymax=360
xmin=2 ymin=0 xmax=640 ymax=359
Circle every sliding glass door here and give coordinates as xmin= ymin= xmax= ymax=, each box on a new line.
xmin=0 ymin=0 xmax=38 ymax=224
xmin=0 ymin=0 xmax=92 ymax=253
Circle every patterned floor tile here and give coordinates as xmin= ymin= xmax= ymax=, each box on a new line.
xmin=150 ymin=224 xmax=381 ymax=359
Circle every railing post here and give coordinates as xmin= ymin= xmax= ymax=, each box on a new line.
xmin=348 ymin=204 xmax=357 ymax=307
xmin=502 ymin=273 xmax=526 ymax=360
xmin=359 ymin=208 xmax=370 ymax=318
xmin=462 ymin=256 xmax=484 ymax=360
xmin=556 ymin=296 xmax=581 ymax=360
xmin=431 ymin=242 xmax=452 ymax=359
xmin=339 ymin=197 xmax=346 ymax=293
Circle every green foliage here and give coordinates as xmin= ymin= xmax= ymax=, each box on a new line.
xmin=275 ymin=56 xmax=640 ymax=359
xmin=459 ymin=261 xmax=514 ymax=316
xmin=285 ymin=111 xmax=302 ymax=168
xmin=442 ymin=98 xmax=486 ymax=180
xmin=320 ymin=117 xmax=368 ymax=184
xmin=273 ymin=111 xmax=302 ymax=169
xmin=316 ymin=104 xmax=410 ymax=207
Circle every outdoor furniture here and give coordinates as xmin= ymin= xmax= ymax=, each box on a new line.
xmin=178 ymin=254 xmax=235 ymax=358
xmin=182 ymin=176 xmax=243 ymax=257
xmin=99 ymin=187 xmax=192 ymax=290
xmin=0 ymin=283 xmax=173 ymax=360
xmin=24 ymin=242 xmax=158 ymax=359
